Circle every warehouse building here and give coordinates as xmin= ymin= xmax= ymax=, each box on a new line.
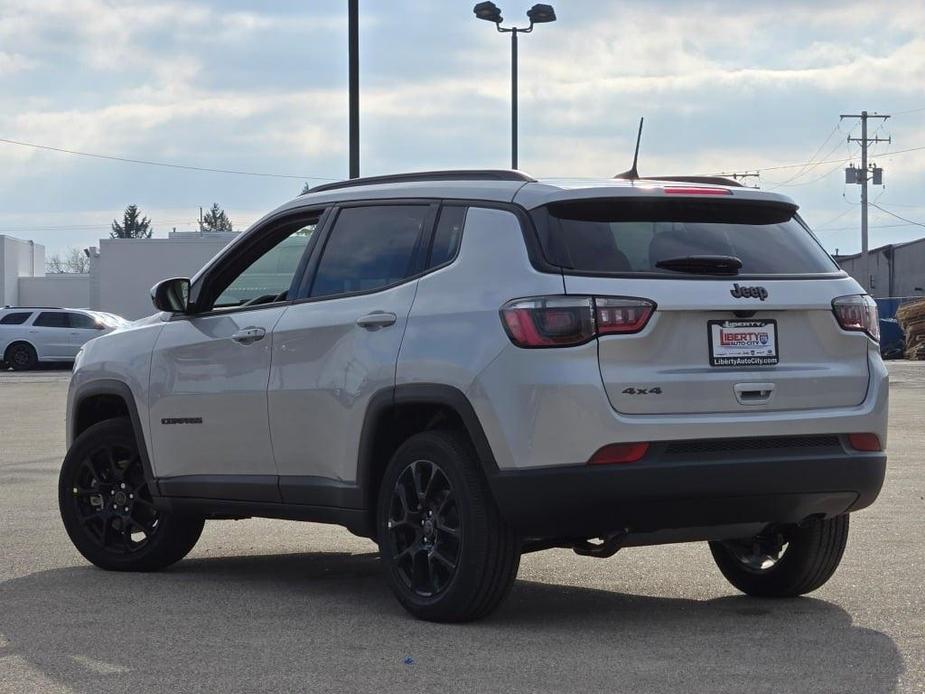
xmin=0 ymin=231 xmax=237 ymax=319
xmin=835 ymin=237 xmax=925 ymax=299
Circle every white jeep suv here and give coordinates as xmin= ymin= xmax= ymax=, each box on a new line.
xmin=58 ymin=170 xmax=887 ymax=622
xmin=1 ymin=307 xmax=126 ymax=370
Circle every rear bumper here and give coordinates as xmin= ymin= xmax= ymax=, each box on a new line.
xmin=488 ymin=447 xmax=886 ymax=540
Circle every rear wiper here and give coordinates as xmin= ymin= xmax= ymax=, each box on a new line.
xmin=654 ymin=255 xmax=743 ymax=275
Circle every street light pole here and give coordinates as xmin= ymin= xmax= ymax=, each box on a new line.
xmin=348 ymin=0 xmax=360 ymax=179
xmin=473 ymin=3 xmax=556 ymax=171
xmin=511 ymin=28 xmax=518 ymax=169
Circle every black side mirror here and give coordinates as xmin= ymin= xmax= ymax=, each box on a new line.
xmin=151 ymin=277 xmax=190 ymax=313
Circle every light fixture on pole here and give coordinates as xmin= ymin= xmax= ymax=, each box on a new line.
xmin=473 ymin=2 xmax=557 ymax=170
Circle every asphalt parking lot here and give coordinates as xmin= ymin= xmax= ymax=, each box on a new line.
xmin=0 ymin=364 xmax=923 ymax=693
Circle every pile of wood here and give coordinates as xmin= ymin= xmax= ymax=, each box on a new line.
xmin=896 ymin=298 xmax=925 ymax=360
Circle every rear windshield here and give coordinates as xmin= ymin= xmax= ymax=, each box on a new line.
xmin=530 ymin=198 xmax=839 ymax=276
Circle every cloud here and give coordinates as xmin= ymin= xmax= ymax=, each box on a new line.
xmin=0 ymin=51 xmax=34 ymax=75
xmin=2 ymin=0 xmax=925 ymax=258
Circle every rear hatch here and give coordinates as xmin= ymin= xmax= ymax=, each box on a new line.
xmin=530 ymin=192 xmax=871 ymax=415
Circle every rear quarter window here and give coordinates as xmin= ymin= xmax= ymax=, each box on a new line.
xmin=0 ymin=312 xmax=32 ymax=325
xmin=530 ymin=198 xmax=839 ymax=276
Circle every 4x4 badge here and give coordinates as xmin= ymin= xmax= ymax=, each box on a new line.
xmin=730 ymin=283 xmax=768 ymax=301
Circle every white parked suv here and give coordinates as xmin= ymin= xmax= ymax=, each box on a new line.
xmin=58 ymin=171 xmax=887 ymax=621
xmin=1 ymin=307 xmax=127 ymax=371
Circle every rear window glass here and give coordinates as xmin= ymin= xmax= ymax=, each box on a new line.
xmin=0 ymin=312 xmax=32 ymax=325
xmin=531 ymin=199 xmax=838 ymax=276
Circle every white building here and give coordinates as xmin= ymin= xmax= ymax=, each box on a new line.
xmin=0 ymin=235 xmax=46 ymax=307
xmin=0 ymin=231 xmax=237 ymax=319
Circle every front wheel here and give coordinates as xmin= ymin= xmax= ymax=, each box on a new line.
xmin=59 ymin=417 xmax=204 ymax=571
xmin=377 ymin=430 xmax=521 ymax=622
xmin=709 ymin=515 xmax=849 ymax=597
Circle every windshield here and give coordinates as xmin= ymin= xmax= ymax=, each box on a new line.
xmin=530 ymin=198 xmax=839 ymax=276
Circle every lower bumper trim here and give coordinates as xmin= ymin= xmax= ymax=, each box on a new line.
xmin=488 ymin=452 xmax=885 ymax=540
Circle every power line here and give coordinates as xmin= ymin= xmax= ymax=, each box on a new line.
xmin=812 ymin=202 xmax=858 ymax=231
xmin=771 ymin=160 xmax=845 ymax=188
xmin=869 ymin=202 xmax=925 ymax=229
xmin=815 ymin=222 xmax=915 ymax=233
xmin=766 ymin=123 xmax=842 ymax=188
xmin=714 ymin=143 xmax=925 ymax=177
xmin=0 ymin=137 xmax=337 ymax=181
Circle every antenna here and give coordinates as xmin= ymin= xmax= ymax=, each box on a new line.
xmin=615 ymin=117 xmax=644 ymax=180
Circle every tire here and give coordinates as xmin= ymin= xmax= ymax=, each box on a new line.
xmin=709 ymin=515 xmax=850 ymax=597
xmin=376 ymin=429 xmax=520 ymax=622
xmin=6 ymin=342 xmax=37 ymax=371
xmin=59 ymin=417 xmax=204 ymax=572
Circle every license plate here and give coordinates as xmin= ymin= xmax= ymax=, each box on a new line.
xmin=708 ymin=319 xmax=778 ymax=367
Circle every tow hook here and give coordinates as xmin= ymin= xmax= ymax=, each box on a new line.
xmin=572 ymin=530 xmax=627 ymax=558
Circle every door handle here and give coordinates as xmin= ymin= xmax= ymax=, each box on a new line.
xmin=231 ymin=326 xmax=266 ymax=345
xmin=734 ymin=382 xmax=775 ymax=406
xmin=356 ymin=312 xmax=397 ymax=329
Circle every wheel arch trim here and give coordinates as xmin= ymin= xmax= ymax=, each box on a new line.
xmin=3 ymin=339 xmax=39 ymax=361
xmin=356 ymin=383 xmax=499 ymax=508
xmin=69 ymin=379 xmax=159 ymax=496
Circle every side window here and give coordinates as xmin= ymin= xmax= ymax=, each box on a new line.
xmin=68 ymin=313 xmax=102 ymax=330
xmin=428 ymin=206 xmax=466 ymax=268
xmin=0 ymin=312 xmax=32 ymax=325
xmin=310 ymin=205 xmax=428 ymax=298
xmin=34 ymin=312 xmax=70 ymax=328
xmin=210 ymin=219 xmax=318 ymax=310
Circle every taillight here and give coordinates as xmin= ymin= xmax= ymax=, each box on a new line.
xmin=595 ymin=297 xmax=655 ymax=334
xmin=589 ymin=442 xmax=650 ymax=464
xmin=848 ymin=433 xmax=882 ymax=452
xmin=500 ymin=296 xmax=655 ymax=348
xmin=832 ymin=295 xmax=879 ymax=341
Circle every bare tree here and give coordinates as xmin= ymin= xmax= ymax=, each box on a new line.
xmin=46 ymin=247 xmax=90 ymax=274
xmin=199 ymin=203 xmax=233 ymax=232
xmin=111 ymin=204 xmax=153 ymax=239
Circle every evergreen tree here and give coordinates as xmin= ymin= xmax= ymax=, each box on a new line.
xmin=199 ymin=203 xmax=233 ymax=232
xmin=111 ymin=204 xmax=152 ymax=239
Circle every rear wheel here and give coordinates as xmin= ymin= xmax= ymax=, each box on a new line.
xmin=709 ymin=515 xmax=849 ymax=597
xmin=6 ymin=342 xmax=37 ymax=371
xmin=377 ymin=430 xmax=520 ymax=622
xmin=59 ymin=418 xmax=204 ymax=571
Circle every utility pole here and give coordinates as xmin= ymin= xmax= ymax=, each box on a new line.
xmin=840 ymin=111 xmax=890 ymax=292
xmin=348 ymin=0 xmax=360 ymax=179
xmin=729 ymin=171 xmax=760 ymax=186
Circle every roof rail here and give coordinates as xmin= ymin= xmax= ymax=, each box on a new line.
xmin=305 ymin=169 xmax=536 ymax=194
xmin=642 ymin=175 xmax=744 ymax=188
xmin=2 ymin=305 xmax=63 ymax=310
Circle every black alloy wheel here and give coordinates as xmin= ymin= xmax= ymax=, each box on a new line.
xmin=59 ymin=418 xmax=204 ymax=571
xmin=68 ymin=439 xmax=160 ymax=553
xmin=709 ymin=515 xmax=850 ymax=597
xmin=386 ymin=459 xmax=461 ymax=597
xmin=377 ymin=430 xmax=520 ymax=622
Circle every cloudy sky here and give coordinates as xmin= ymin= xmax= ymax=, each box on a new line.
xmin=1 ymin=0 xmax=924 ymax=258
